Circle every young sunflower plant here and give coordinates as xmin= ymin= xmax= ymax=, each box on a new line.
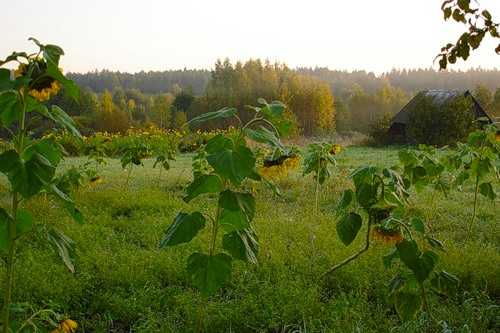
xmin=324 ymin=166 xmax=459 ymax=321
xmin=120 ymin=141 xmax=152 ymax=185
xmin=446 ymin=124 xmax=499 ymax=238
xmin=152 ymin=145 xmax=176 ymax=183
xmin=302 ymin=142 xmax=342 ymax=214
xmin=0 ymin=39 xmax=82 ymax=332
xmin=160 ymin=98 xmax=291 ymax=298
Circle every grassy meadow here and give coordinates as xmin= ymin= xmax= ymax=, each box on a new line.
xmin=0 ymin=146 xmax=498 ymax=332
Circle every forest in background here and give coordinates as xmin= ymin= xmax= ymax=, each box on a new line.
xmin=54 ymin=61 xmax=500 ymax=136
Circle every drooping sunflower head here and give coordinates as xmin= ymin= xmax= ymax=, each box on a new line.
xmin=329 ymin=144 xmax=342 ymax=155
xmin=89 ymin=176 xmax=103 ymax=185
xmin=16 ymin=58 xmax=61 ymax=102
xmin=51 ymin=319 xmax=78 ymax=333
xmin=372 ymin=226 xmax=403 ymax=245
xmin=496 ymin=131 xmax=500 ymax=142
xmin=260 ymin=154 xmax=300 ymax=180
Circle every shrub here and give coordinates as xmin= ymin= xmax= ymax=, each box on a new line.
xmin=369 ymin=113 xmax=393 ymax=145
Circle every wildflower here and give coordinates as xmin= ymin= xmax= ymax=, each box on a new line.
xmin=329 ymin=144 xmax=342 ymax=155
xmin=51 ymin=319 xmax=78 ymax=333
xmin=372 ymin=226 xmax=403 ymax=245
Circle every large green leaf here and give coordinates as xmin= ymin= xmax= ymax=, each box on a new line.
xmin=27 ymin=138 xmax=62 ymax=166
xmin=206 ymin=140 xmax=256 ymax=185
xmin=351 ymin=166 xmax=378 ymax=188
xmin=356 ymin=183 xmax=377 ymax=209
xmin=218 ymin=190 xmax=255 ymax=232
xmin=46 ymin=63 xmax=79 ymax=101
xmin=0 ymin=149 xmax=55 ymax=198
xmin=0 ymin=208 xmax=13 ymax=251
xmin=397 ymin=240 xmax=438 ymax=283
xmin=187 ymin=252 xmax=232 ymax=296
xmin=0 ymin=150 xmax=20 ymax=174
xmin=479 ymin=182 xmax=496 ymax=200
xmin=183 ymin=174 xmax=223 ymax=202
xmin=0 ymin=68 xmax=14 ymax=91
xmin=43 ymin=44 xmax=64 ymax=65
xmin=222 ymin=227 xmax=259 ymax=263
xmin=205 ymin=134 xmax=232 ymax=153
xmin=398 ymin=150 xmax=418 ymax=167
xmin=160 ymin=212 xmax=206 ymax=247
xmin=46 ymin=183 xmax=84 ymax=224
xmin=66 ymin=205 xmax=84 ymax=225
xmin=0 ymin=91 xmax=19 ymax=126
xmin=244 ymin=126 xmax=282 ymax=149
xmin=258 ymin=100 xmax=290 ymax=136
xmin=394 ymin=291 xmax=422 ymax=321
xmin=396 ymin=239 xmax=420 ymax=272
xmin=188 ymin=107 xmax=237 ymax=127
xmin=46 ymin=227 xmax=76 ymax=273
xmin=15 ymin=209 xmax=33 ymax=236
xmin=49 ymin=106 xmax=81 ymax=138
xmin=410 ymin=216 xmax=425 ymax=234
xmin=336 ymin=189 xmax=354 ymax=213
xmin=336 ymin=212 xmax=363 ymax=246
xmin=431 ymin=270 xmax=460 ymax=295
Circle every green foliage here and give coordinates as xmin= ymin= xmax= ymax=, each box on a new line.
xmin=336 ymin=212 xmax=362 ymax=246
xmin=160 ymin=212 xmax=206 ymax=247
xmin=160 ymin=98 xmax=288 ymax=297
xmin=0 ymin=38 xmax=82 ymax=331
xmin=0 ymin=148 xmax=497 ymax=331
xmin=327 ymin=161 xmax=459 ymax=321
xmin=438 ymin=0 xmax=499 ymax=69
xmin=446 ymin=125 xmax=499 ymax=236
xmin=120 ymin=142 xmax=152 ymax=169
xmin=398 ymin=145 xmax=450 ymax=195
xmin=302 ymin=142 xmax=341 ymax=213
xmin=407 ymin=94 xmax=477 ymax=146
xmin=302 ymin=143 xmax=339 ymax=185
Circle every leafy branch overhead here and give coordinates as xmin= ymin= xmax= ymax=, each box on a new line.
xmin=438 ymin=0 xmax=500 ymax=69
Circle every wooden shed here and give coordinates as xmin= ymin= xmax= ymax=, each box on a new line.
xmin=388 ymin=90 xmax=493 ymax=143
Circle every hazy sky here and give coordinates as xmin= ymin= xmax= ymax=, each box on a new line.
xmin=2 ymin=0 xmax=499 ymax=74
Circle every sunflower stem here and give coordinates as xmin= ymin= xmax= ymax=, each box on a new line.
xmin=322 ymin=217 xmax=372 ymax=277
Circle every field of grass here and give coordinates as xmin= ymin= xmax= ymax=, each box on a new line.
xmin=0 ymin=146 xmax=498 ymax=332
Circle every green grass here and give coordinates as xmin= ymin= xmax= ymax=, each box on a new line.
xmin=0 ymin=146 xmax=498 ymax=332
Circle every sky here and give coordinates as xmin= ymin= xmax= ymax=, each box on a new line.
xmin=2 ymin=0 xmax=500 ymax=74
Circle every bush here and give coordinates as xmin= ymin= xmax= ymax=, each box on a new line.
xmin=407 ymin=95 xmax=478 ymax=146
xmin=369 ymin=113 xmax=393 ymax=145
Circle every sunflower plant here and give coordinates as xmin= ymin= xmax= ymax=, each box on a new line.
xmin=152 ymin=144 xmax=176 ymax=182
xmin=160 ymin=99 xmax=290 ymax=300
xmin=398 ymin=145 xmax=451 ymax=196
xmin=0 ymin=38 xmax=82 ymax=332
xmin=324 ymin=166 xmax=458 ymax=321
xmin=119 ymin=141 xmax=152 ymax=185
xmin=445 ymin=124 xmax=499 ymax=238
xmin=302 ymin=142 xmax=341 ymax=214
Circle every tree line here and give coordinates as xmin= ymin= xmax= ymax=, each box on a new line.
xmin=54 ymin=62 xmax=500 ymax=136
